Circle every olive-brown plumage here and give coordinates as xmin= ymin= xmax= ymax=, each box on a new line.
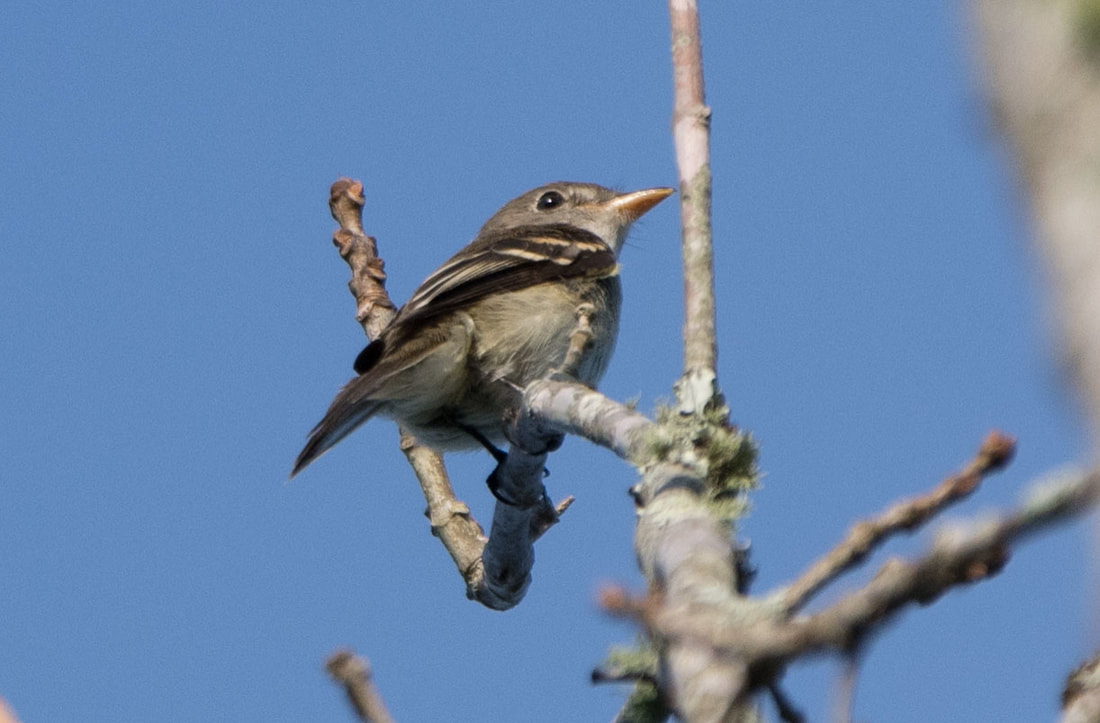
xmin=292 ymin=182 xmax=672 ymax=477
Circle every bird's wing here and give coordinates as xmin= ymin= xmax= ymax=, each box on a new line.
xmin=353 ymin=224 xmax=617 ymax=374
xmin=294 ymin=321 xmax=470 ymax=475
xmin=404 ymin=224 xmax=617 ymax=322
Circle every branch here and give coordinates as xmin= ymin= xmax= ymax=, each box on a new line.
xmin=477 ymin=441 xmax=554 ymax=610
xmin=669 ymin=0 xmax=716 ymax=379
xmin=780 ymin=430 xmax=1017 ymax=612
xmin=972 ymin=0 xmax=1100 ymax=448
xmin=397 ymin=431 xmax=487 ymax=596
xmin=329 ymin=179 xmax=397 ymax=340
xmin=605 ymin=468 xmax=1100 ymax=690
xmin=522 ymin=379 xmax=656 ymax=464
xmin=325 ymin=649 xmax=394 ymax=723
xmin=576 ymin=6 xmax=760 ymax=718
xmin=630 ymin=460 xmax=758 ymax=722
xmin=325 ymin=179 xmax=571 ymax=610
xmin=521 ymin=378 xmax=762 ymax=721
xmin=328 ymin=180 xmax=484 ymax=591
xmin=1063 ymin=652 xmax=1100 ymax=723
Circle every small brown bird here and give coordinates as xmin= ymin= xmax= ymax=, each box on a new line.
xmin=292 ymin=182 xmax=673 ymax=477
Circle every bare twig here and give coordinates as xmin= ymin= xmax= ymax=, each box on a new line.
xmin=328 ymin=179 xmax=397 ymax=340
xmin=768 ymin=682 xmax=805 ymax=723
xmin=832 ymin=654 xmax=859 ymax=723
xmin=781 ymin=430 xmax=1017 ymax=612
xmin=327 ymin=179 xmax=488 ymax=592
xmin=557 ymin=303 xmax=597 ymax=378
xmin=398 ymin=430 xmax=487 ymax=595
xmin=325 ymin=649 xmax=394 ymax=723
xmin=669 ymin=0 xmax=717 ymax=378
xmin=598 ymin=4 xmax=766 ymax=720
xmin=522 ymin=378 xmax=656 ymax=464
xmin=592 ymin=5 xmax=758 ymax=719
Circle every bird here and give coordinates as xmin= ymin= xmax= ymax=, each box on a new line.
xmin=291 ymin=181 xmax=673 ymax=478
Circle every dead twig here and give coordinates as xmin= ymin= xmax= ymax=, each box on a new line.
xmin=325 ymin=649 xmax=394 ymax=723
xmin=781 ymin=430 xmax=1016 ymax=613
xmin=605 ymin=468 xmax=1100 ymax=698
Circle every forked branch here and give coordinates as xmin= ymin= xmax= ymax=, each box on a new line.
xmin=323 ymin=179 xmax=569 ymax=610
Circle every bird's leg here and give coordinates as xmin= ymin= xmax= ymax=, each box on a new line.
xmin=457 ymin=423 xmax=508 ymax=464
xmin=457 ymin=422 xmax=532 ymax=505
xmin=551 ymin=302 xmax=596 ymax=380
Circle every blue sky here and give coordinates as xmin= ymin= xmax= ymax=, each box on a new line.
xmin=1 ymin=3 xmax=1093 ymax=721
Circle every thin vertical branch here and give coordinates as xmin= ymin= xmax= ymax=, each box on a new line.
xmin=832 ymin=655 xmax=860 ymax=723
xmin=328 ymin=180 xmax=486 ymax=588
xmin=669 ymin=0 xmax=717 ymax=378
xmin=604 ymin=4 xmax=760 ymax=720
xmin=328 ymin=179 xmax=397 ymax=340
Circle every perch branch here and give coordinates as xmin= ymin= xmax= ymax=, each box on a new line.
xmin=522 ymin=379 xmax=656 ymax=464
xmin=328 ymin=179 xmax=487 ymax=594
xmin=473 ymin=307 xmax=614 ymax=609
xmin=327 ymin=178 xmax=573 ymax=610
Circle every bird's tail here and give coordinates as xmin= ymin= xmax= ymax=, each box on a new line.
xmin=290 ymin=384 xmax=383 ymax=478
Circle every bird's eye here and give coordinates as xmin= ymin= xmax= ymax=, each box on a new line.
xmin=536 ymin=191 xmax=565 ymax=210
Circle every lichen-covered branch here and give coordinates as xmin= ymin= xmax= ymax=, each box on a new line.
xmin=634 ymin=463 xmax=755 ymax=722
xmin=605 ymin=468 xmax=1100 ymax=706
xmin=520 ymin=372 xmax=760 ymax=720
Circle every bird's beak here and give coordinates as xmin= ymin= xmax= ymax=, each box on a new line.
xmin=603 ymin=187 xmax=675 ymax=222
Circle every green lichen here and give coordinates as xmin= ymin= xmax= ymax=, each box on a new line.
xmin=615 ymin=681 xmax=666 ymax=723
xmin=1076 ymin=0 xmax=1100 ymax=62
xmin=644 ymin=394 xmax=759 ymax=523
xmin=597 ymin=643 xmax=667 ymax=722
xmin=601 ymin=643 xmax=659 ymax=680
